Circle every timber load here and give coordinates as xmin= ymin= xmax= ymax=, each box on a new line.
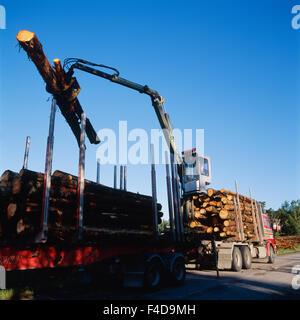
xmin=275 ymin=235 xmax=300 ymax=250
xmin=187 ymin=188 xmax=260 ymax=242
xmin=0 ymin=169 xmax=162 ymax=243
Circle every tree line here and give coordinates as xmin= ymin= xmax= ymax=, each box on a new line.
xmin=265 ymin=200 xmax=300 ymax=235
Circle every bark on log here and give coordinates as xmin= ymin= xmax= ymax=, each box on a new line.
xmin=0 ymin=186 xmax=11 ymax=198
xmin=2 ymin=167 xmax=162 ymax=243
xmin=16 ymin=30 xmax=100 ymax=146
xmin=0 ymin=170 xmax=19 ymax=187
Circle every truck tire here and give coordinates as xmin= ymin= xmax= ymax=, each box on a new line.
xmin=232 ymin=247 xmax=242 ymax=272
xmin=240 ymin=246 xmax=252 ymax=269
xmin=268 ymin=245 xmax=275 ymax=264
xmin=144 ymin=259 xmax=163 ymax=290
xmin=170 ymin=257 xmax=186 ymax=285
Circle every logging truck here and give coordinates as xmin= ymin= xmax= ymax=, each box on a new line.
xmin=59 ymin=58 xmax=277 ymax=274
xmin=0 ymin=30 xmax=275 ymax=291
xmin=181 ymin=148 xmax=276 ymax=272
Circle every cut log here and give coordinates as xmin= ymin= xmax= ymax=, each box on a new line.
xmin=0 ymin=186 xmax=11 ymax=198
xmin=16 ymin=219 xmax=26 ymax=234
xmin=207 ymin=188 xmax=214 ymax=197
xmin=186 ymin=187 xmax=262 ymax=241
xmin=7 ymin=203 xmax=17 ymax=219
xmin=223 ymin=220 xmax=230 ymax=227
xmin=224 ymin=204 xmax=234 ymax=211
xmin=219 ymin=209 xmax=228 ymax=220
xmin=16 ymin=31 xmax=59 ymax=92
xmin=1 ymin=167 xmax=162 ymax=243
xmin=194 ymin=212 xmax=208 ymax=219
xmin=189 ymin=221 xmax=208 ymax=229
xmin=0 ymin=170 xmax=19 ymax=187
xmin=16 ymin=30 xmax=100 ymax=146
xmin=221 ymin=197 xmax=227 ymax=204
xmin=205 ymin=206 xmax=217 ymax=213
xmin=206 ymin=227 xmax=213 ymax=234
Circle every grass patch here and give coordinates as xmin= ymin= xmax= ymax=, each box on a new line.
xmin=0 ymin=289 xmax=15 ymax=300
xmin=277 ymin=244 xmax=300 ymax=255
xmin=0 ymin=287 xmax=34 ymax=300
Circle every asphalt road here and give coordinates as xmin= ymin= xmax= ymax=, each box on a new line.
xmin=35 ymin=252 xmax=300 ymax=300
xmin=146 ymin=252 xmax=300 ymax=300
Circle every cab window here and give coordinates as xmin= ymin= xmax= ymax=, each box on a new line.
xmin=266 ymin=217 xmax=271 ymax=229
xmin=201 ymin=158 xmax=209 ymax=176
xmin=183 ymin=157 xmax=197 ymax=182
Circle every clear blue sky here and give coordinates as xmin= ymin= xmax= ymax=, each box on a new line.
xmin=0 ymin=0 xmax=299 ymax=218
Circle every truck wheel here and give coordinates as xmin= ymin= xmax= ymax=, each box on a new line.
xmin=268 ymin=245 xmax=275 ymax=264
xmin=232 ymin=247 xmax=242 ymax=272
xmin=144 ymin=259 xmax=162 ymax=290
xmin=240 ymin=246 xmax=252 ymax=269
xmin=170 ymin=257 xmax=186 ymax=285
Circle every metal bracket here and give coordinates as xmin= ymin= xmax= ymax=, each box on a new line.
xmin=22 ymin=136 xmax=30 ymax=169
xmin=77 ymin=113 xmax=86 ymax=240
xmin=37 ymin=98 xmax=57 ymax=243
xmin=151 ymin=144 xmax=159 ymax=241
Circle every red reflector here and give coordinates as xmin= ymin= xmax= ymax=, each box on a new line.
xmin=182 ymin=148 xmax=196 ymax=154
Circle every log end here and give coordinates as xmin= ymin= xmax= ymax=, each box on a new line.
xmin=189 ymin=221 xmax=196 ymax=228
xmin=223 ymin=220 xmax=230 ymax=227
xmin=207 ymin=188 xmax=214 ymax=197
xmin=219 ymin=209 xmax=228 ymax=220
xmin=206 ymin=227 xmax=213 ymax=234
xmin=53 ymin=59 xmax=63 ymax=72
xmin=16 ymin=30 xmax=35 ymax=42
xmin=7 ymin=203 xmax=17 ymax=219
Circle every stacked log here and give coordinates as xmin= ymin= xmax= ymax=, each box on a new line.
xmin=275 ymin=235 xmax=300 ymax=250
xmin=187 ymin=188 xmax=258 ymax=241
xmin=0 ymin=169 xmax=162 ymax=243
xmin=0 ymin=171 xmax=19 ymax=239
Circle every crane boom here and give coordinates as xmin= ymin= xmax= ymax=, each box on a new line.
xmin=65 ymin=59 xmax=182 ymax=169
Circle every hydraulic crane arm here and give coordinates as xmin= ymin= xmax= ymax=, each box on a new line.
xmin=65 ymin=58 xmax=182 ymax=168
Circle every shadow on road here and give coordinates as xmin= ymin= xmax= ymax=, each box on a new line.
xmin=5 ymin=255 xmax=300 ymax=300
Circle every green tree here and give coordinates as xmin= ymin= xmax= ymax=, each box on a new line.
xmin=158 ymin=220 xmax=170 ymax=233
xmin=260 ymin=201 xmax=266 ymax=211
xmin=267 ymin=200 xmax=300 ymax=235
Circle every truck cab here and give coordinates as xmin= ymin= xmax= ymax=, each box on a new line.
xmin=181 ymin=148 xmax=211 ymax=195
xmin=262 ymin=212 xmax=277 ymax=257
